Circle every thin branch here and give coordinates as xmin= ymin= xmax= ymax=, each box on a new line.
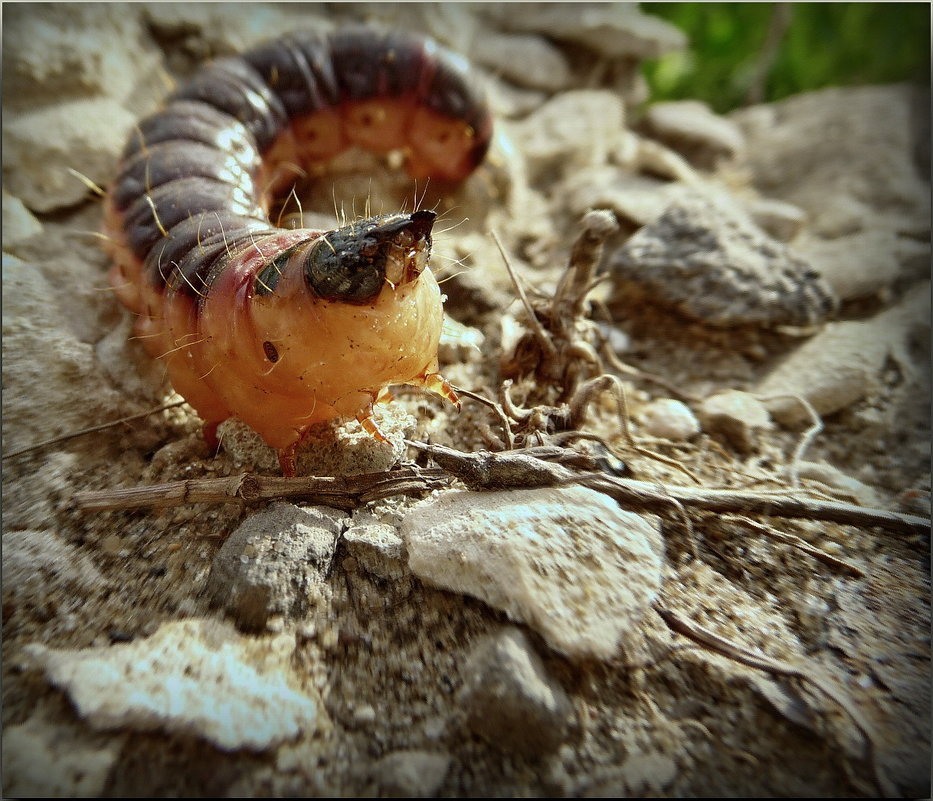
xmin=406 ymin=442 xmax=930 ymax=537
xmin=491 ymin=229 xmax=556 ymax=360
xmin=3 ymin=401 xmax=188 ymax=461
xmin=724 ymin=515 xmax=865 ymax=578
xmin=73 ymin=467 xmax=450 ymax=512
xmin=757 ymin=393 xmax=823 ymax=488
xmin=655 ymin=605 xmax=896 ymax=798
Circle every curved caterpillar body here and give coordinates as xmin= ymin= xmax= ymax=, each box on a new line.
xmin=104 ymin=26 xmax=492 ymax=475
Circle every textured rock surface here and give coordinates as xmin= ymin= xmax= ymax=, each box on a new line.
xmin=731 ymin=84 xmax=930 ymax=237
xmin=2 ymin=4 xmax=928 ymax=798
xmin=480 ymin=3 xmax=687 ymax=59
xmin=1 ymin=715 xmax=121 ymax=797
xmin=401 ymin=487 xmax=664 ymax=659
xmin=609 ymin=189 xmax=838 ymax=327
xmin=642 ymin=99 xmax=745 ymax=166
xmin=459 ymin=627 xmax=574 ymax=755
xmin=366 ymin=749 xmax=452 ymax=797
xmin=698 ymin=390 xmax=772 ymax=453
xmin=24 ymin=619 xmax=320 ymax=751
xmin=206 ymin=503 xmax=344 ymax=630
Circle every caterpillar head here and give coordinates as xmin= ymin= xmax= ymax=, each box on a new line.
xmin=304 ymin=210 xmax=436 ymax=303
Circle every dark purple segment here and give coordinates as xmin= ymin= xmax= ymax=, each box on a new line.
xmin=117 ymin=27 xmax=492 ymax=300
xmin=423 ymin=55 xmax=491 ymax=136
xmin=329 ymin=26 xmax=428 ymax=100
xmin=123 ymin=176 xmax=263 ymax=260
xmin=120 ymin=101 xmax=254 ymax=163
xmin=242 ymin=32 xmax=339 ymax=116
xmin=148 ymin=214 xmax=269 ymax=298
xmin=170 ymin=57 xmax=288 ymax=151
xmin=112 ymin=141 xmax=255 ymax=212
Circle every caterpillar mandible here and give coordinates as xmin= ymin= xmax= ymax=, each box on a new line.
xmin=103 ymin=26 xmax=493 ymax=476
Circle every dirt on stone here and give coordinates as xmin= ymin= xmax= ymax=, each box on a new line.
xmin=2 ymin=3 xmax=929 ymax=798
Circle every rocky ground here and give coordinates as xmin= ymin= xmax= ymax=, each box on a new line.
xmin=2 ymin=3 xmax=930 ymax=797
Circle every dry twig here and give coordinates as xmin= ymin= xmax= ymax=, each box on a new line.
xmin=407 ymin=442 xmax=930 ymax=537
xmin=74 ymin=467 xmax=450 ymax=512
xmin=655 ymin=605 xmax=896 ymax=797
xmin=3 ymin=400 xmax=187 ymax=461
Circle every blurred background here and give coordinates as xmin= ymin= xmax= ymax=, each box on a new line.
xmin=642 ymin=2 xmax=931 ymax=112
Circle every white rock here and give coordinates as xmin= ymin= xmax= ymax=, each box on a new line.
xmin=2 ymin=715 xmax=120 ymax=797
xmin=639 ymin=398 xmax=700 ymax=441
xmin=698 ymin=391 xmax=772 ymax=453
xmin=401 ymin=487 xmax=664 ymax=659
xmin=2 ymin=98 xmax=136 ymax=212
xmin=25 ymin=619 xmax=320 ymax=751
xmin=342 ymin=522 xmax=407 ymax=581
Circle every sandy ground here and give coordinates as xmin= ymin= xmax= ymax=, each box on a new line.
xmin=2 ymin=3 xmax=930 ymax=797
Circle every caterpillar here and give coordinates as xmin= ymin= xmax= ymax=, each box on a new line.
xmin=103 ymin=26 xmax=493 ymax=476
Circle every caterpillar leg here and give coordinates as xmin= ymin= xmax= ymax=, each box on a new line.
xmin=277 ymin=443 xmax=299 ymax=478
xmin=356 ymin=411 xmax=389 ymax=443
xmin=420 ymin=370 xmax=461 ymax=411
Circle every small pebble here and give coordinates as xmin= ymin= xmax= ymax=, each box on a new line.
xmin=639 ymin=398 xmax=700 ymax=441
xmin=698 ymin=390 xmax=772 ymax=453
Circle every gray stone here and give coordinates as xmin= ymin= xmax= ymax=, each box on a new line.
xmin=797 ymin=229 xmax=931 ymax=301
xmin=342 ymin=522 xmax=407 ymax=581
xmin=481 ymin=4 xmax=686 ymax=59
xmin=401 ymin=487 xmax=663 ymax=659
xmin=509 ymin=90 xmax=625 ymax=180
xmin=731 ymin=85 xmax=931 ymax=238
xmin=459 ymin=627 xmax=574 ymax=755
xmin=2 ymin=715 xmax=120 ymax=797
xmin=609 ymin=189 xmax=838 ymax=328
xmin=1 ymin=4 xmax=161 ymax=110
xmin=218 ymin=402 xmax=414 ymax=477
xmin=367 ymin=749 xmax=451 ymax=797
xmin=643 ymin=100 xmax=745 ymax=166
xmin=472 ymin=31 xmax=571 ymax=91
xmin=698 ymin=391 xmax=772 ymax=453
xmin=1 ymin=190 xmax=43 ymax=255
xmin=206 ymin=503 xmax=344 ymax=630
xmin=2 ymin=530 xmax=109 ymax=618
xmin=746 ymin=198 xmax=807 ymax=243
xmin=2 ymin=98 xmax=136 ymax=212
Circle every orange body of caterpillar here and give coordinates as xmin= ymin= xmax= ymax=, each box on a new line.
xmin=103 ymin=27 xmax=492 ymax=475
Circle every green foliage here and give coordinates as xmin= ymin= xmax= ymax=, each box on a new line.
xmin=641 ymin=3 xmax=931 ymax=112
